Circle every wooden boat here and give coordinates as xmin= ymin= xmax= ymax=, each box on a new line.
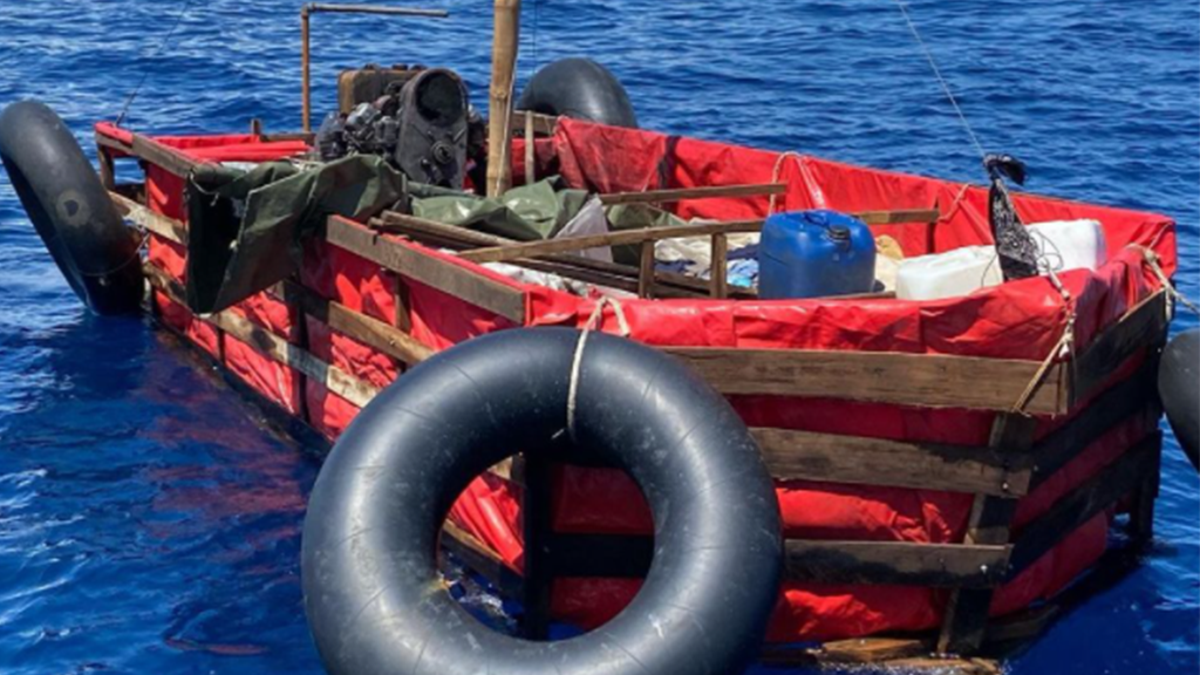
xmin=1 ymin=3 xmax=1182 ymax=673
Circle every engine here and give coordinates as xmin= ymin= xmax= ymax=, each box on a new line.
xmin=316 ymin=67 xmax=479 ymax=190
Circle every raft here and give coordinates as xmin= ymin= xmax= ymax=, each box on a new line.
xmin=90 ymin=110 xmax=1175 ymax=671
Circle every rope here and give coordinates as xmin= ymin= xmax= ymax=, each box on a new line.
xmin=767 ymin=152 xmax=802 ymax=215
xmin=890 ymin=0 xmax=988 ymax=163
xmin=566 ymin=297 xmax=630 ymax=442
xmin=116 ymin=0 xmax=197 ymax=127
xmin=1131 ymin=244 xmax=1200 ymax=317
xmin=1011 ymin=270 xmax=1075 ymax=414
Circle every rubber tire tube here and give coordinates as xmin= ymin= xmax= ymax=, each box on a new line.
xmin=517 ymin=58 xmax=638 ymax=128
xmin=302 ymin=327 xmax=782 ymax=675
xmin=1160 ymin=328 xmax=1199 ymax=470
xmin=0 ymin=100 xmax=143 ymax=314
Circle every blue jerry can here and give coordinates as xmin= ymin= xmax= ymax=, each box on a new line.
xmin=758 ymin=210 xmax=877 ymax=299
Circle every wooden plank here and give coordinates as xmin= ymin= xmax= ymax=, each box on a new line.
xmin=510 ymin=110 xmax=558 ymax=136
xmin=638 ymin=242 xmax=655 ymax=298
xmin=211 ymin=309 xmax=381 ymax=409
xmin=144 ymin=263 xmax=382 ymax=409
xmin=856 ymin=208 xmax=941 ymax=225
xmin=326 ymin=216 xmax=527 ymax=324
xmin=937 ymin=413 xmax=1034 ymax=655
xmin=109 ymin=190 xmax=189 ymax=245
xmin=130 ymin=132 xmax=199 ymax=177
xmin=786 ymin=540 xmax=1011 ymax=588
xmin=520 ymin=451 xmax=553 ymax=639
xmin=760 ymin=637 xmax=930 ymax=667
xmin=1029 ymin=363 xmax=1159 ymax=490
xmin=441 ymin=521 xmax=524 ymax=599
xmin=1007 ymin=432 xmax=1161 ymax=577
xmin=373 ymin=211 xmax=719 ymax=298
xmin=598 ymin=182 xmax=786 ymax=206
xmin=458 ymin=219 xmax=764 ymax=264
xmin=1068 ymin=290 xmax=1169 ymax=407
xmin=287 ymin=281 xmax=434 ymax=364
xmin=710 ymin=233 xmax=728 ymax=299
xmin=752 ymin=427 xmax=1031 ymax=496
xmin=666 ymin=347 xmax=1063 ymax=414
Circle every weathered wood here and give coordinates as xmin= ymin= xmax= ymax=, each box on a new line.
xmin=1029 ymin=363 xmax=1159 ymax=490
xmin=110 ymin=190 xmax=189 ymax=245
xmin=287 ymin=280 xmax=434 ymax=364
xmin=638 ymin=242 xmax=655 ymax=298
xmin=211 ymin=308 xmax=381 ymax=409
xmin=760 ymin=637 xmax=931 ymax=667
xmin=937 ymin=413 xmax=1034 ymax=655
xmin=752 ymin=427 xmax=1031 ymax=496
xmin=1068 ymin=290 xmax=1169 ymax=407
xmin=710 ymin=233 xmax=728 ymax=298
xmin=326 ymin=216 xmax=527 ymax=323
xmin=373 ymin=211 xmax=718 ymax=298
xmin=856 ymin=208 xmax=941 ymax=225
xmin=510 ymin=110 xmax=558 ymax=136
xmin=667 ymin=347 xmax=1063 ymax=414
xmin=523 ymin=109 xmax=535 ymax=186
xmin=598 ymin=182 xmax=786 ymax=206
xmin=145 ymin=262 xmax=381 ymax=409
xmin=440 ymin=521 xmax=524 ymax=598
xmin=458 ymin=219 xmax=764 ymax=264
xmin=1008 ymin=432 xmax=1161 ymax=577
xmin=486 ymin=0 xmax=521 ymax=196
xmin=130 ymin=133 xmax=199 ymax=178
xmin=786 ymin=540 xmax=1011 ymax=588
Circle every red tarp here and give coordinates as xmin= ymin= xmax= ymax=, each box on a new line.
xmin=100 ymin=116 xmax=1175 ymax=644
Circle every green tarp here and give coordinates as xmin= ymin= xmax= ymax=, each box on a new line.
xmin=185 ymin=155 xmax=404 ymax=314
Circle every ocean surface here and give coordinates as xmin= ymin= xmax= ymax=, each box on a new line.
xmin=0 ymin=0 xmax=1196 ymax=673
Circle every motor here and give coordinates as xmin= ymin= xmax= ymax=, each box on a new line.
xmin=316 ymin=67 xmax=475 ymax=189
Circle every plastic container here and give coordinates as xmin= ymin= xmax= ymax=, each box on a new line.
xmin=896 ymin=245 xmax=1003 ymax=301
xmin=758 ymin=210 xmax=877 ymax=299
xmin=1027 ymin=219 xmax=1107 ymax=273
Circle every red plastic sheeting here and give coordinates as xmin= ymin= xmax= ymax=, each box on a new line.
xmin=123 ymin=119 xmax=1176 ymax=645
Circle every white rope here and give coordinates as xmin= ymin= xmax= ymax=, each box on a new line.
xmin=566 ymin=297 xmax=630 ymax=442
xmin=1132 ymin=244 xmax=1200 ymax=318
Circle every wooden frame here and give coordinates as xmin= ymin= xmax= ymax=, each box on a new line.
xmin=107 ymin=125 xmax=1168 ymax=670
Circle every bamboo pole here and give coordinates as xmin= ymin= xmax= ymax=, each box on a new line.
xmin=487 ymin=0 xmax=521 ymax=197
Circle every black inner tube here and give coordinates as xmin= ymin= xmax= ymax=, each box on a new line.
xmin=302 ymin=327 xmax=782 ymax=675
xmin=517 ymin=58 xmax=638 ymax=129
xmin=1160 ymin=328 xmax=1199 ymax=470
xmin=0 ymin=100 xmax=143 ymax=315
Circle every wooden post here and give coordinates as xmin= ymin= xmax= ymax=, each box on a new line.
xmin=524 ymin=110 xmax=536 ymax=186
xmin=519 ymin=451 xmax=553 ymax=639
xmin=937 ymin=413 xmax=1036 ymax=655
xmin=487 ymin=0 xmax=521 ymax=197
xmin=638 ymin=242 xmax=656 ymax=298
xmin=301 ymin=5 xmax=312 ymax=133
xmin=710 ymin=233 xmax=728 ymax=298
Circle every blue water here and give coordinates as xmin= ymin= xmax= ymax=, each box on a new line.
xmin=0 ymin=0 xmax=1196 ymax=673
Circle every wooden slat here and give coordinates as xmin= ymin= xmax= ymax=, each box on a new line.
xmin=440 ymin=521 xmax=524 ymax=598
xmin=130 ymin=133 xmax=200 ymax=177
xmin=373 ymin=211 xmax=719 ymax=298
xmin=1029 ymin=363 xmax=1159 ymax=490
xmin=109 ymin=190 xmax=188 ymax=245
xmin=856 ymin=208 xmax=941 ymax=225
xmin=144 ymin=262 xmax=382 ymax=409
xmin=786 ymin=540 xmax=1011 ymax=588
xmin=667 ymin=347 xmax=1063 ymax=414
xmin=760 ymin=637 xmax=930 ymax=667
xmin=598 ymin=182 xmax=786 ymax=206
xmin=710 ymin=233 xmax=728 ymax=299
xmin=287 ymin=281 xmax=434 ymax=364
xmin=1068 ymin=290 xmax=1169 ymax=407
xmin=211 ymin=308 xmax=381 ymax=409
xmin=510 ymin=110 xmax=558 ymax=136
xmin=753 ymin=427 xmax=1031 ymax=496
xmin=458 ymin=219 xmax=764 ymax=264
xmin=937 ymin=413 xmax=1034 ymax=655
xmin=326 ymin=216 xmax=527 ymax=323
xmin=1007 ymin=432 xmax=1161 ymax=577
xmin=637 ymin=242 xmax=655 ymax=298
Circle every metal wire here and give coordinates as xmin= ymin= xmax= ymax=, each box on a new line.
xmin=891 ymin=0 xmax=988 ymax=162
xmin=115 ymin=0 xmax=197 ymax=127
